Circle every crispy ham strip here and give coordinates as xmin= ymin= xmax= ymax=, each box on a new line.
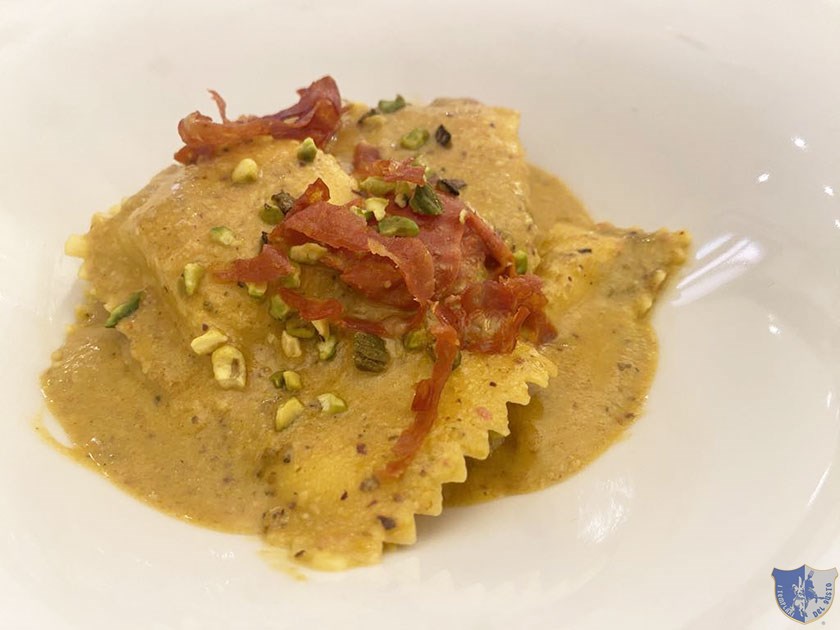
xmin=352 ymin=142 xmax=382 ymax=178
xmin=439 ymin=275 xmax=555 ymax=353
xmin=364 ymin=158 xmax=426 ymax=185
xmin=276 ymin=288 xmax=344 ymax=321
xmin=212 ymin=149 xmax=553 ymax=476
xmin=278 ymin=192 xmax=436 ymax=305
xmin=174 ymin=76 xmax=342 ymax=164
xmin=213 ymin=244 xmax=294 ymax=283
xmin=383 ymin=315 xmax=460 ymax=478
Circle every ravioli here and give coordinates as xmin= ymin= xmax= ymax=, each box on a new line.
xmin=41 ymin=77 xmax=688 ymax=570
xmin=447 ymin=222 xmax=690 ymax=502
xmin=45 ymin=133 xmax=555 ymax=569
xmin=332 ymin=99 xmax=539 ymax=266
xmin=259 ymin=342 xmax=554 ymax=569
xmin=81 ymin=139 xmax=359 ymax=386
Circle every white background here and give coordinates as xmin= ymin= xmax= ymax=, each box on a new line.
xmin=1 ymin=1 xmax=839 ymax=628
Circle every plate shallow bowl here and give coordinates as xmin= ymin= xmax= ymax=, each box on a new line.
xmin=2 ymin=1 xmax=839 ymax=628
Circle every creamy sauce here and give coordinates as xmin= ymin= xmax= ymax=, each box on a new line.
xmin=41 ymin=127 xmax=688 ymax=567
xmin=447 ymin=167 xmax=688 ymax=503
xmin=43 ymin=306 xmax=276 ymax=532
xmin=528 ymin=164 xmax=593 ymax=229
xmin=43 ymin=163 xmax=677 ymax=513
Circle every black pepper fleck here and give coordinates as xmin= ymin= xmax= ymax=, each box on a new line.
xmin=377 ymin=515 xmax=396 ymax=530
xmin=437 ymin=178 xmax=467 ymax=197
xmin=434 ymin=124 xmax=452 ymax=147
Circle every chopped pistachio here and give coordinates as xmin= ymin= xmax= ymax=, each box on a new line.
xmin=357 ymin=108 xmax=380 ymax=125
xmin=395 ymin=181 xmax=413 ymax=195
xmin=104 ymin=292 xmax=142 ymax=328
xmin=285 ymin=316 xmax=315 ymax=339
xmin=353 ymin=332 xmax=389 ymax=372
xmin=279 ymin=262 xmax=301 ymax=288
xmin=289 ymin=242 xmax=328 ymax=264
xmin=259 ymin=203 xmax=284 ymax=225
xmin=297 ymin=137 xmax=317 ymax=163
xmin=282 ymin=370 xmax=302 ymax=392
xmin=428 ymin=346 xmax=463 ymax=371
xmin=269 ymin=371 xmax=285 ymax=389
xmin=209 ymin=226 xmax=237 ymax=246
xmin=246 ymin=282 xmax=267 ymax=298
xmin=359 ymin=176 xmax=396 ymax=196
xmin=211 ymin=344 xmax=246 ymax=390
xmin=377 ymin=215 xmax=419 ymax=237
xmin=400 ymin=128 xmax=430 ymax=150
xmin=231 ymin=158 xmax=259 ymax=184
xmin=281 ymin=331 xmax=302 ymax=358
xmin=412 ymin=154 xmax=429 ymax=169
xmin=271 ymin=191 xmax=296 ymax=214
xmin=351 ymin=205 xmax=373 ymax=221
xmin=377 ymin=94 xmax=406 ymax=113
xmin=434 ymin=124 xmax=452 ymax=147
xmin=312 ymin=319 xmax=330 ymax=339
xmin=318 ymin=393 xmax=347 ymax=414
xmin=409 ymin=184 xmax=443 ymax=216
xmin=268 ymin=294 xmax=291 ymax=320
xmin=403 ymin=328 xmax=432 ymax=351
xmin=363 ymin=197 xmax=389 ymax=221
xmin=190 ymin=328 xmax=228 ymax=355
xmin=182 ymin=263 xmax=205 ymax=296
xmin=64 ymin=234 xmax=89 ymax=258
xmin=392 ymin=182 xmax=412 ymax=208
xmin=317 ymin=336 xmax=338 ymax=361
xmin=275 ymin=397 xmax=305 ymax=431
xmin=513 ymin=250 xmax=528 ymax=274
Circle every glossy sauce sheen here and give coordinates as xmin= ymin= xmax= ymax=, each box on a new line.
xmin=41 ymin=163 xmax=679 ymax=531
xmin=448 ymin=167 xmax=655 ymax=503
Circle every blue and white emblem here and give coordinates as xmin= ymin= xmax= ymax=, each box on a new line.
xmin=772 ymin=565 xmax=837 ymax=624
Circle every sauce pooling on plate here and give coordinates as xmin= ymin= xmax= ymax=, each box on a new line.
xmin=41 ymin=77 xmax=688 ymax=569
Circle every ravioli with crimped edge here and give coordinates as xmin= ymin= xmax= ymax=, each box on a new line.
xmin=42 ymin=76 xmax=688 ymax=570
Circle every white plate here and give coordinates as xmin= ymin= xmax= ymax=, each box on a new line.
xmin=2 ymin=1 xmax=839 ymax=628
